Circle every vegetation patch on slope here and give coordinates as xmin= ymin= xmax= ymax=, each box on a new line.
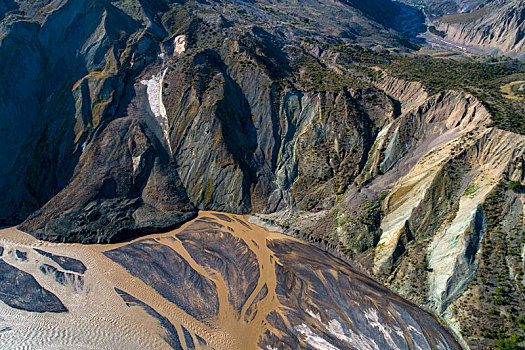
xmin=383 ymin=56 xmax=525 ymax=134
xmin=439 ymin=5 xmax=492 ymax=24
xmin=451 ymin=184 xmax=525 ymax=349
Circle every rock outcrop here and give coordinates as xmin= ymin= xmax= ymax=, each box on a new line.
xmin=1 ymin=0 xmax=524 ymax=348
xmin=254 ymin=73 xmax=525 ymax=348
xmin=19 ymin=118 xmax=196 ymax=243
xmin=433 ymin=0 xmax=525 ymax=60
xmin=0 ymin=0 xmax=421 ymax=240
xmin=399 ymin=0 xmax=494 ymax=18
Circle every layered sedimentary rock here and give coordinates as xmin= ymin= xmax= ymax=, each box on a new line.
xmin=255 ymin=74 xmax=525 ymax=348
xmin=1 ymin=0 xmax=524 ymax=348
xmin=0 ymin=0 xmax=421 ymax=240
xmin=433 ymin=0 xmax=525 ymax=60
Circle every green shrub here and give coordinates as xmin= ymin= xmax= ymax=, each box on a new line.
xmin=428 ymin=26 xmax=446 ymax=38
xmin=464 ymin=183 xmax=479 ymax=197
xmin=496 ymin=334 xmax=521 ymax=350
xmin=383 ymin=57 xmax=525 ymax=135
xmin=508 ymin=180 xmax=523 ymax=192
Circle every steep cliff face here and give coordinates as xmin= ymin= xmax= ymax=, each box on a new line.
xmin=254 ymin=74 xmax=525 ymax=348
xmin=1 ymin=0 xmax=524 ymax=348
xmin=433 ymin=0 xmax=525 ymax=60
xmin=19 ymin=118 xmax=196 ymax=243
xmin=0 ymin=0 xmax=147 ymax=226
xmin=368 ymin=89 xmax=524 ymax=349
xmin=1 ymin=0 xmax=412 ymax=241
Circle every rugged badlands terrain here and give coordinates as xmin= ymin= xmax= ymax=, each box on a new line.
xmin=0 ymin=213 xmax=461 ymax=349
xmin=421 ymin=0 xmax=525 ymax=60
xmin=0 ymin=0 xmax=524 ymax=348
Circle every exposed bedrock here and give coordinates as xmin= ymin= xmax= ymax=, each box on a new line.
xmin=20 ymin=118 xmax=196 ymax=243
xmin=433 ymin=0 xmax=525 ymax=60
xmin=0 ymin=259 xmax=67 ymax=313
xmin=3 ymin=0 xmax=406 ymax=240
xmin=366 ymin=91 xmax=524 ymax=347
xmin=0 ymin=0 xmax=142 ymax=226
xmin=254 ymin=74 xmax=525 ymax=347
xmin=1 ymin=1 xmax=524 ymax=346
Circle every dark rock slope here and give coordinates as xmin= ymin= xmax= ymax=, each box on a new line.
xmin=21 ymin=117 xmax=196 ymax=243
xmin=1 ymin=0 xmax=422 ymax=240
xmin=1 ymin=0 xmax=524 ymax=348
